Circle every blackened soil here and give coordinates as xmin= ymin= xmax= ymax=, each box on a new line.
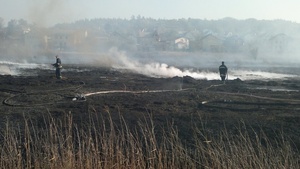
xmin=1 ymin=65 xmax=300 ymax=149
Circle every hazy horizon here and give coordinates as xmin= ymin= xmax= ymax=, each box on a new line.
xmin=1 ymin=0 xmax=300 ymax=79
xmin=0 ymin=0 xmax=300 ymax=27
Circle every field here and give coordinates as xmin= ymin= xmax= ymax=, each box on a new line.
xmin=0 ymin=65 xmax=300 ymax=168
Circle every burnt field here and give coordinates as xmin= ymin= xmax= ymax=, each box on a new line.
xmin=1 ymin=65 xmax=300 ymax=150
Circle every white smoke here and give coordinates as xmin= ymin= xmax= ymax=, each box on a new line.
xmin=0 ymin=65 xmax=16 ymax=75
xmin=109 ymin=48 xmax=219 ymax=80
xmin=1 ymin=48 xmax=298 ymax=81
xmin=230 ymin=70 xmax=297 ymax=80
xmin=0 ymin=61 xmax=51 ymax=76
xmin=109 ymin=48 xmax=298 ymax=81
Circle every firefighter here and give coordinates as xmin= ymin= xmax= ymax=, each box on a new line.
xmin=219 ymin=61 xmax=228 ymax=82
xmin=53 ymin=55 xmax=62 ymax=79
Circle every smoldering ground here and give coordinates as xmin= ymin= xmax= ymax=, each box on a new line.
xmin=0 ymin=47 xmax=299 ymax=81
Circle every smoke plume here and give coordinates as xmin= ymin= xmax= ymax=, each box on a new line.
xmin=108 ymin=48 xmax=298 ymax=80
xmin=0 ymin=47 xmax=298 ymax=81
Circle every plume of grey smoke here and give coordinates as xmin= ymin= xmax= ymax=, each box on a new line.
xmin=0 ymin=61 xmax=51 ymax=75
xmin=1 ymin=46 xmax=298 ymax=80
xmin=28 ymin=0 xmax=76 ymax=27
xmin=0 ymin=65 xmax=16 ymax=75
xmin=109 ymin=48 xmax=220 ymax=80
xmin=108 ymin=48 xmax=299 ymax=80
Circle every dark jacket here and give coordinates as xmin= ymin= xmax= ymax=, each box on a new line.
xmin=53 ymin=57 xmax=62 ymax=68
xmin=56 ymin=58 xmax=61 ymax=65
xmin=219 ymin=64 xmax=227 ymax=76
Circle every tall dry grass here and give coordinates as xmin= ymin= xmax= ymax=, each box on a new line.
xmin=0 ymin=111 xmax=299 ymax=169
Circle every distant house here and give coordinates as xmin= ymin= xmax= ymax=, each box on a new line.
xmin=47 ymin=31 xmax=71 ymax=51
xmin=175 ymin=37 xmax=189 ymax=50
xmin=201 ymin=34 xmax=224 ymax=52
xmin=268 ymin=33 xmax=290 ymax=54
xmin=24 ymin=28 xmax=47 ymax=50
xmin=224 ymin=35 xmax=244 ymax=53
xmin=48 ymin=29 xmax=91 ymax=52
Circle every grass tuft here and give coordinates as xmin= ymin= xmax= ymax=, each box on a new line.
xmin=0 ymin=111 xmax=299 ymax=169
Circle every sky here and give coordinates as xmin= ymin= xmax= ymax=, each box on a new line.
xmin=0 ymin=0 xmax=299 ymax=27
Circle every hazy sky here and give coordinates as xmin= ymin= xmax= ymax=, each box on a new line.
xmin=0 ymin=0 xmax=299 ymax=26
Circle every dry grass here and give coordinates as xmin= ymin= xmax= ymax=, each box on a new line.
xmin=0 ymin=111 xmax=299 ymax=169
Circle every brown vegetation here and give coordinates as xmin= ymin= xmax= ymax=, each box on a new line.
xmin=0 ymin=66 xmax=300 ymax=168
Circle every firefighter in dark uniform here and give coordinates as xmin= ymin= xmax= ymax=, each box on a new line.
xmin=219 ymin=61 xmax=228 ymax=82
xmin=53 ymin=55 xmax=62 ymax=79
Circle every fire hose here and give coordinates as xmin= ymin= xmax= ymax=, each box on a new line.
xmin=2 ymin=82 xmax=300 ymax=110
xmin=199 ymin=84 xmax=300 ymax=111
xmin=2 ymin=81 xmax=85 ymax=107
